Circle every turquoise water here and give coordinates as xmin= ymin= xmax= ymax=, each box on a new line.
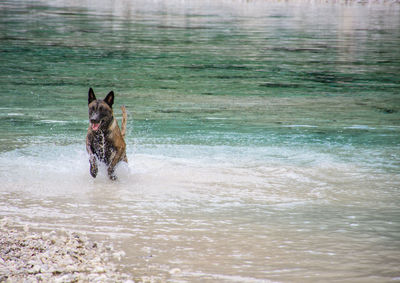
xmin=1 ymin=0 xmax=400 ymax=281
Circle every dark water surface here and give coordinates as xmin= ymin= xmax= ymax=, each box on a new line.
xmin=1 ymin=0 xmax=400 ymax=281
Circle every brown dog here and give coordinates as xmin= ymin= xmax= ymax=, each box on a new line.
xmin=86 ymin=88 xmax=127 ymax=180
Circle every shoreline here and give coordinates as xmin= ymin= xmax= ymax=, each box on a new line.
xmin=0 ymin=218 xmax=133 ymax=283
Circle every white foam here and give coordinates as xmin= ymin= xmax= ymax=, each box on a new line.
xmin=0 ymin=142 xmax=395 ymax=208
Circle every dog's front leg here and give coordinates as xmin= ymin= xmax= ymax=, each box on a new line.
xmin=89 ymin=154 xmax=98 ymax=178
xmin=87 ymin=135 xmax=98 ymax=178
xmin=107 ymin=150 xmax=124 ymax=181
xmin=107 ymin=165 xmax=116 ymax=181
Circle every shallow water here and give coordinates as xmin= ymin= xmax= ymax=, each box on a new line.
xmin=1 ymin=0 xmax=400 ymax=281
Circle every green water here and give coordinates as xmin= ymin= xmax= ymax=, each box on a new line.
xmin=1 ymin=0 xmax=399 ymax=150
xmin=1 ymin=0 xmax=400 ymax=281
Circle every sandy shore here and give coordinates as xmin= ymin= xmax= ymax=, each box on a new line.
xmin=0 ymin=218 xmax=134 ymax=283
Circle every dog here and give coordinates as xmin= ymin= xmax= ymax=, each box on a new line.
xmin=86 ymin=88 xmax=127 ymax=180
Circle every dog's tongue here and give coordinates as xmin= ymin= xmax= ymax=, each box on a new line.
xmin=91 ymin=123 xmax=100 ymax=131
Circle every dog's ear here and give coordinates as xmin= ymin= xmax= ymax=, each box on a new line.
xmin=88 ymin=88 xmax=96 ymax=105
xmin=104 ymin=91 xmax=114 ymax=108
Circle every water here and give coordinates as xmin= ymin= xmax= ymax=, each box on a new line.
xmin=1 ymin=0 xmax=400 ymax=281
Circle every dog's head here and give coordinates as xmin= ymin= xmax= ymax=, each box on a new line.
xmin=88 ymin=88 xmax=114 ymax=131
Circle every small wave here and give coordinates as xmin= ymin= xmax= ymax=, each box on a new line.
xmin=345 ymin=125 xmax=375 ymax=130
xmin=40 ymin=120 xmax=69 ymax=124
xmin=282 ymin=124 xmax=318 ymax=128
xmin=6 ymin=113 xmax=24 ymax=117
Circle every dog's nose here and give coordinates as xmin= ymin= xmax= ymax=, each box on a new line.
xmin=90 ymin=113 xmax=100 ymax=124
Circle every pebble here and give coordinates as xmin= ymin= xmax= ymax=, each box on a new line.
xmin=0 ymin=219 xmax=133 ymax=282
xmin=113 ymin=250 xmax=126 ymax=261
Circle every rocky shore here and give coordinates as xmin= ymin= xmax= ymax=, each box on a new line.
xmin=0 ymin=218 xmax=133 ymax=283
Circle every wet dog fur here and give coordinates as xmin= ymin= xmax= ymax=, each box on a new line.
xmin=86 ymin=88 xmax=127 ymax=180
